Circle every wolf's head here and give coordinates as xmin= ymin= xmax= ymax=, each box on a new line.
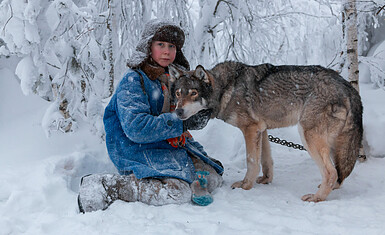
xmin=169 ymin=65 xmax=213 ymax=120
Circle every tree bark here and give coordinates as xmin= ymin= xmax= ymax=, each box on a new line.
xmin=344 ymin=0 xmax=366 ymax=161
xmin=345 ymin=0 xmax=360 ymax=92
xmin=106 ymin=0 xmax=117 ymax=98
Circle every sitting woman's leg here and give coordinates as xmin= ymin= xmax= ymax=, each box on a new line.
xmin=78 ymin=174 xmax=192 ymax=212
xmin=191 ymin=157 xmax=223 ymax=193
xmin=137 ymin=177 xmax=191 ymax=206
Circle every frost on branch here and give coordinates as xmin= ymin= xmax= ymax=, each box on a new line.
xmin=0 ymin=0 xmax=113 ymax=137
xmin=1 ymin=0 xmax=385 ymax=139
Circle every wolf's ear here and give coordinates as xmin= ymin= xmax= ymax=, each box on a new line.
xmin=194 ymin=65 xmax=210 ymax=84
xmin=169 ymin=64 xmax=182 ymax=82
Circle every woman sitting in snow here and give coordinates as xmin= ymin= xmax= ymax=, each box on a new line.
xmin=77 ymin=19 xmax=224 ymax=213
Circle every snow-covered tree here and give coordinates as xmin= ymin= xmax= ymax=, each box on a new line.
xmin=1 ymin=0 xmax=384 ymax=139
xmin=355 ymin=1 xmax=385 ymax=89
xmin=191 ymin=0 xmax=344 ymax=68
xmin=0 ymin=0 xmax=116 ymax=137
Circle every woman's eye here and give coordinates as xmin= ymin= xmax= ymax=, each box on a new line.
xmin=158 ymin=43 xmax=164 ymax=46
xmin=169 ymin=44 xmax=175 ymax=48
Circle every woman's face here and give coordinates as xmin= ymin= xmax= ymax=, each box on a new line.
xmin=150 ymin=41 xmax=177 ymax=67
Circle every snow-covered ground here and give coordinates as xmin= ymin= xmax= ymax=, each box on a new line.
xmin=1 ymin=67 xmax=385 ymax=235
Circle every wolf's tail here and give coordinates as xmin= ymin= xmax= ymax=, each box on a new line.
xmin=333 ymin=89 xmax=363 ymax=185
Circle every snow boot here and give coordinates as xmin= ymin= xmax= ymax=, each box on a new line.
xmin=191 ymin=171 xmax=213 ymax=206
xmin=207 ymin=156 xmax=224 ymax=175
xmin=78 ymin=174 xmax=138 ymax=213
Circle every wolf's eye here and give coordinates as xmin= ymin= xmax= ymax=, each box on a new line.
xmin=176 ymin=91 xmax=181 ymax=97
xmin=191 ymin=91 xmax=197 ymax=96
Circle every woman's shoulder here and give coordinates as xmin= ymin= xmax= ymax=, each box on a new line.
xmin=118 ymin=69 xmax=146 ymax=86
xmin=122 ymin=68 xmax=141 ymax=81
xmin=116 ymin=68 xmax=148 ymax=93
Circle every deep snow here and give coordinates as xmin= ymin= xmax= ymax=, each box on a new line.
xmin=1 ymin=66 xmax=385 ymax=235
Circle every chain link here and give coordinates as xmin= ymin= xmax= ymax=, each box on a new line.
xmin=268 ymin=134 xmax=307 ymax=151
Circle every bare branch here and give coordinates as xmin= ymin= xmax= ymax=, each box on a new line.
xmin=2 ymin=3 xmax=13 ymax=35
xmin=376 ymin=5 xmax=385 ymax=15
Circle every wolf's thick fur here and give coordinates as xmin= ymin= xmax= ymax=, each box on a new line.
xmin=169 ymin=61 xmax=363 ymax=202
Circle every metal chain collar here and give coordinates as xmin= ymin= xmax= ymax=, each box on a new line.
xmin=268 ymin=134 xmax=307 ymax=151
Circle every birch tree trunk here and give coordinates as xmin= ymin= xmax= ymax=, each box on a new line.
xmin=345 ymin=0 xmax=360 ymax=92
xmin=344 ymin=0 xmax=366 ymax=161
xmin=106 ymin=0 xmax=117 ymax=98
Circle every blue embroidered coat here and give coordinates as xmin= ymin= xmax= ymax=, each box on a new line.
xmin=103 ymin=69 xmax=223 ymax=183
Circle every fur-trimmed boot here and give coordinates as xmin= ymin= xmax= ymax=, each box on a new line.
xmin=78 ymin=174 xmax=139 ymax=213
xmin=78 ymin=174 xmax=192 ymax=212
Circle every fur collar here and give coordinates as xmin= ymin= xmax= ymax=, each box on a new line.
xmin=140 ymin=60 xmax=165 ymax=81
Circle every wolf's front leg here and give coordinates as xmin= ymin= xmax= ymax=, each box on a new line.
xmin=232 ymin=125 xmax=263 ymax=190
xmin=257 ymin=130 xmax=273 ymax=184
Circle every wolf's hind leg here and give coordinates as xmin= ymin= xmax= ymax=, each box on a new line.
xmin=318 ymin=181 xmax=341 ymax=190
xmin=300 ymin=130 xmax=337 ymax=202
xmin=257 ymin=130 xmax=273 ymax=184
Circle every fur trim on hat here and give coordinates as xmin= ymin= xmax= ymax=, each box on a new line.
xmin=126 ymin=19 xmax=190 ymax=70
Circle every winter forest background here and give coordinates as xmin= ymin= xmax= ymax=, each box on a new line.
xmin=2 ymin=0 xmax=385 ymax=234
xmin=1 ymin=0 xmax=385 ymax=140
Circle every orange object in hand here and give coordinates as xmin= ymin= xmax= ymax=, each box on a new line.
xmin=167 ymin=131 xmax=192 ymax=148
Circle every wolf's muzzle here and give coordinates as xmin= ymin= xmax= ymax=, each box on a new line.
xmin=175 ymin=108 xmax=184 ymax=118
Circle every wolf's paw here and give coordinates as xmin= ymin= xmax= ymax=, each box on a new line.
xmin=301 ymin=194 xmax=324 ymax=202
xmin=231 ymin=179 xmax=253 ymax=190
xmin=318 ymin=182 xmax=340 ymax=190
xmin=231 ymin=181 xmax=243 ymax=189
xmin=256 ymin=176 xmax=272 ymax=184
xmin=332 ymin=182 xmax=341 ymax=190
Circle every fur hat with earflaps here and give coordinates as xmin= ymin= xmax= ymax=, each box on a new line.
xmin=126 ymin=19 xmax=190 ymax=72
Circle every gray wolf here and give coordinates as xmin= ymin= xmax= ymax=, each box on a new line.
xmin=169 ymin=61 xmax=363 ymax=202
